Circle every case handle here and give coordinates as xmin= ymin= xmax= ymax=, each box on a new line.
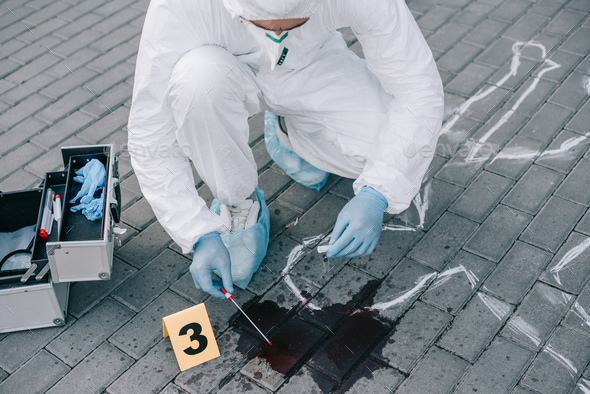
xmin=109 ymin=156 xmax=122 ymax=223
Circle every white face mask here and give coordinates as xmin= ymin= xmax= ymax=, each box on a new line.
xmin=244 ymin=21 xmax=289 ymax=71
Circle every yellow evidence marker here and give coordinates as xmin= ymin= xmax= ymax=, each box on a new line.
xmin=163 ymin=303 xmax=220 ymax=371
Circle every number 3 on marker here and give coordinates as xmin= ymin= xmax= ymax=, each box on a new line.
xmin=179 ymin=322 xmax=208 ymax=355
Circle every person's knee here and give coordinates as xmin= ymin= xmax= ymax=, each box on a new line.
xmin=167 ymin=46 xmax=237 ymax=108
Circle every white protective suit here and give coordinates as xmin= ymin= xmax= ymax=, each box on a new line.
xmin=128 ymin=0 xmax=444 ymax=254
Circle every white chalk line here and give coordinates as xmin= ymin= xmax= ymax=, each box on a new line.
xmin=283 ymin=274 xmax=321 ymax=311
xmin=442 ymin=41 xmax=561 ymax=167
xmin=543 ymin=344 xmax=578 ymax=377
xmin=578 ymin=378 xmax=590 ymax=394
xmin=478 ymin=292 xmax=512 ymax=320
xmin=369 ymin=272 xmax=438 ymax=311
xmin=538 ymin=284 xmax=572 ymax=306
xmin=507 ymin=316 xmax=541 ymax=347
xmin=549 ymin=237 xmax=590 ymax=285
xmin=583 ymin=76 xmax=590 ymax=96
xmin=491 ymin=133 xmax=590 ymax=164
xmin=571 ymin=301 xmax=590 ymax=328
xmin=413 ymin=182 xmax=430 ymax=229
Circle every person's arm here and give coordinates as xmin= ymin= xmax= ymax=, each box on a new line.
xmin=339 ymin=0 xmax=444 ymax=214
xmin=128 ymin=0 xmax=227 ymax=253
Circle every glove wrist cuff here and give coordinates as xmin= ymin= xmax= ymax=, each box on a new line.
xmin=360 ymin=186 xmax=388 ymax=211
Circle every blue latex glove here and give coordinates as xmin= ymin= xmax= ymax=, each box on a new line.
xmin=190 ymin=232 xmax=234 ymax=299
xmin=327 ymin=187 xmax=388 ymax=258
xmin=70 ymin=189 xmax=104 ymax=221
xmin=70 ymin=159 xmax=106 ymax=204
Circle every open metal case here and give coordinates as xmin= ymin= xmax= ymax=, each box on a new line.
xmin=46 ymin=144 xmax=121 ymax=282
xmin=0 ymin=144 xmax=121 ymax=333
xmin=0 ymin=189 xmax=69 ymax=333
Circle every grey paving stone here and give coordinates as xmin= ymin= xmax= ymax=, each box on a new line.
xmin=45 ymin=47 xmax=101 ymax=78
xmin=6 ymin=52 xmax=61 ymax=85
xmin=41 ymin=67 xmax=98 ymax=99
xmin=253 ymin=138 xmax=273 ymax=171
xmin=47 ymin=343 xmax=134 ymax=394
xmin=449 ymin=170 xmax=515 ymax=222
xmin=502 ymin=165 xmax=565 ymax=214
xmin=464 ymin=18 xmax=510 ymax=47
xmin=363 ymin=258 xmax=436 ymax=321
xmin=434 ymin=146 xmax=487 ymax=187
xmin=483 ymin=240 xmax=552 ymax=304
xmin=85 ymin=62 xmax=135 ymax=95
xmin=175 ymin=328 xmax=260 ymax=394
xmin=160 ymin=383 xmax=191 ymax=394
xmin=47 ymin=298 xmax=134 ymax=367
xmin=566 ymin=100 xmax=590 ymax=135
xmin=68 ymin=257 xmax=137 ymax=318
xmin=446 ymin=63 xmax=502 ymax=96
xmin=455 ymin=337 xmax=534 ymax=394
xmin=464 ymin=204 xmax=532 ymax=262
xmin=395 ymin=178 xmax=464 ymax=231
xmin=90 ymin=24 xmax=141 ymax=53
xmin=78 ymin=105 xmax=129 ymax=144
xmin=122 ymin=197 xmax=155 ymax=231
xmin=80 ymin=83 xmax=131 ymax=118
xmin=283 ymin=193 xmax=347 ymax=242
xmin=576 ymin=209 xmax=590 ymax=236
xmin=562 ymin=286 xmax=590 ymax=336
xmin=540 ymin=232 xmax=590 ymax=294
xmin=471 ymin=108 xmax=529 ymax=154
xmin=86 ymin=43 xmax=136 ymax=73
xmin=549 ymin=71 xmax=590 ymax=110
xmin=476 ymin=37 xmax=520 ymax=67
xmin=0 ymin=72 xmax=54 ymax=105
xmin=436 ymin=42 xmax=483 ymax=73
xmin=169 ymin=271 xmax=211 ymax=305
xmin=95 ymin=0 xmax=136 ymax=16
xmin=110 ymin=290 xmax=193 ymax=359
xmin=300 ymin=265 xmax=377 ymax=329
xmin=219 ymin=373 xmax=267 ymax=393
xmin=502 ymin=282 xmax=572 ymax=350
xmin=54 ymin=12 xmax=104 ymax=40
xmin=107 ymin=339 xmax=179 ymax=394
xmin=543 ymin=8 xmax=587 ymax=35
xmin=21 ymin=1 xmax=70 ymax=25
xmin=520 ymin=102 xmax=573 ymax=145
xmin=0 ymin=350 xmax=69 ymax=393
xmin=535 ymin=129 xmax=590 ymax=173
xmin=438 ymin=292 xmax=513 ymax=362
xmin=60 ymin=0 xmax=104 ymax=21
xmin=521 ymin=196 xmax=585 ymax=253
xmin=436 ymin=117 xmax=482 ymax=159
xmin=0 ymin=323 xmax=71 ymax=373
xmin=427 ymin=23 xmax=471 ymax=52
xmin=25 ymin=135 xmax=87 ymax=178
xmin=521 ymin=326 xmax=590 ymax=393
xmin=257 ymin=170 xmax=292 ymax=205
xmin=93 ymin=7 xmax=143 ymax=34
xmin=290 ymin=243 xmax=350 ymax=289
xmin=0 ymin=142 xmax=44 ymax=179
xmin=530 ymin=0 xmax=568 ymax=17
xmin=395 ymin=346 xmax=470 ymax=394
xmin=350 ymin=220 xmax=423 ymax=279
xmin=416 ymin=5 xmax=456 ymax=31
xmin=112 ymin=249 xmax=189 ymax=312
xmin=421 ymin=250 xmax=495 ymax=314
xmin=0 ymin=19 xmax=28 ymax=45
xmin=0 ymin=169 xmax=42 ymax=191
xmin=409 ymin=212 xmax=479 ymax=270
xmin=0 ymin=93 xmax=50 ymax=131
xmin=0 ymin=116 xmax=46 ymax=155
xmin=506 ymin=78 xmax=555 ymax=117
xmin=504 ymin=13 xmax=550 ymax=40
xmin=537 ymin=50 xmax=584 ymax=83
xmin=453 ymin=1 xmax=496 ymax=26
xmin=268 ymin=201 xmax=300 ymax=241
xmin=277 ymin=365 xmax=336 ymax=394
xmin=275 ymin=174 xmax=337 ymax=212
xmin=53 ymin=29 xmax=103 ymax=57
xmin=31 ymin=111 xmax=94 ymax=149
xmin=337 ymin=358 xmax=403 ymax=393
xmin=561 ymin=26 xmax=590 ymax=55
xmin=556 ymin=157 xmax=590 ymax=202
xmin=115 ymin=220 xmax=173 ymax=269
xmin=372 ymin=301 xmax=451 ymax=373
xmin=489 ymin=136 xmax=543 ymax=182
xmin=241 ymin=356 xmax=285 ymax=391
xmin=491 ymin=0 xmax=532 ymax=22
xmin=36 ymin=87 xmax=94 ymax=124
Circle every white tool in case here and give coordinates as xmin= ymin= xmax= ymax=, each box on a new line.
xmin=0 ymin=144 xmax=122 ymax=333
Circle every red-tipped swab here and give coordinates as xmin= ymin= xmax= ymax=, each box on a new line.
xmin=221 ymin=287 xmax=272 ymax=346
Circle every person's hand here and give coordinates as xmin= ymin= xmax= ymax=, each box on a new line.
xmin=327 ymin=187 xmax=388 ymax=258
xmin=190 ymin=232 xmax=234 ymax=299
